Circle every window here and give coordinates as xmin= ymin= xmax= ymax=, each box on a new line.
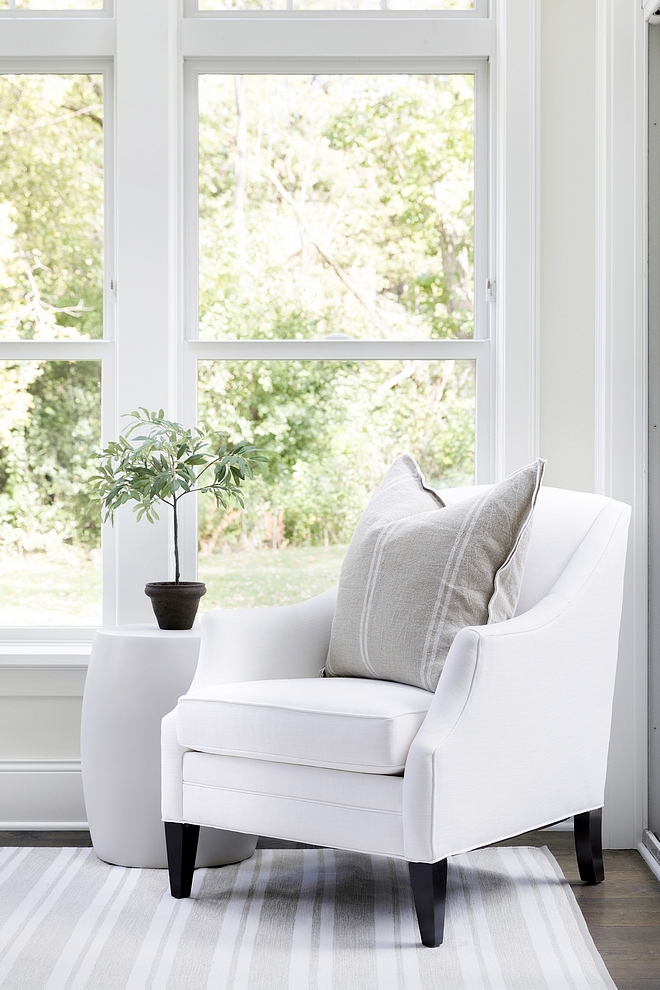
xmin=0 ymin=70 xmax=110 ymax=627
xmin=198 ymin=357 xmax=475 ymax=609
xmin=0 ymin=0 xmax=501 ymax=631
xmin=198 ymin=73 xmax=476 ymax=343
xmin=193 ymin=64 xmax=484 ymax=606
xmin=0 ymin=74 xmax=104 ymax=343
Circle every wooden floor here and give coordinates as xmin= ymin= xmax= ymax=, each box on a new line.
xmin=499 ymin=830 xmax=660 ymax=990
xmin=1 ymin=828 xmax=659 ymax=989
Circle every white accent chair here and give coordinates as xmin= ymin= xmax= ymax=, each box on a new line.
xmin=161 ymin=486 xmax=630 ymax=947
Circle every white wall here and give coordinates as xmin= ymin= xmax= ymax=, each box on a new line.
xmin=0 ymin=657 xmax=88 ymax=828
xmin=537 ymin=0 xmax=647 ymax=850
xmin=539 ymin=0 xmax=596 ymax=494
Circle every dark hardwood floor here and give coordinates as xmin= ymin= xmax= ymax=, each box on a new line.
xmin=1 ymin=828 xmax=659 ymax=989
xmin=499 ymin=830 xmax=660 ymax=990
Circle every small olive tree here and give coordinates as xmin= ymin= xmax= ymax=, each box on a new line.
xmin=90 ymin=409 xmax=265 ymax=583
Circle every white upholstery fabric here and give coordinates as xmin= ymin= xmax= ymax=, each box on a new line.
xmin=162 ymin=485 xmax=631 ymax=866
xmin=176 ymin=677 xmax=433 ymax=774
xmin=189 ymin=586 xmax=337 ymax=692
xmin=403 ymin=497 xmax=631 ymax=862
xmin=180 ymin=753 xmax=404 ymax=857
xmin=162 ymin=709 xmax=188 ymax=823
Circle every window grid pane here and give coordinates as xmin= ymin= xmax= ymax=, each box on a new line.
xmin=0 ymin=360 xmax=102 ymax=626
xmin=199 ymin=74 xmax=475 ymax=342
xmin=0 ymin=74 xmax=104 ymax=341
xmin=197 ymin=357 xmax=475 ymax=611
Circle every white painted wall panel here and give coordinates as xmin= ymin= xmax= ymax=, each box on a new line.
xmin=539 ymin=0 xmax=596 ymax=494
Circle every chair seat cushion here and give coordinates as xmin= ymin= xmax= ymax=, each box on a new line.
xmin=175 ymin=677 xmax=433 ymax=774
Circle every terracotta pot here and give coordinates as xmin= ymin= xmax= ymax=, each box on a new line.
xmin=144 ymin=581 xmax=207 ymax=630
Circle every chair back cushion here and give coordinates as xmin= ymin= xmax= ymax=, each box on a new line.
xmin=439 ymin=484 xmax=619 ymax=614
xmin=176 ymin=677 xmax=433 ymax=775
xmin=326 ymin=455 xmax=544 ymax=691
xmin=516 ymin=487 xmax=623 ymax=613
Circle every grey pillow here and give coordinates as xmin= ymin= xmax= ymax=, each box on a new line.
xmin=325 ymin=455 xmax=546 ymax=691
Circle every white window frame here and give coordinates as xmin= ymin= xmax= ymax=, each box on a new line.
xmin=0 ymin=0 xmax=539 ymax=637
xmin=177 ymin=20 xmax=495 ymax=581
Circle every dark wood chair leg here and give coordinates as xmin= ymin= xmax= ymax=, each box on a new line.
xmin=574 ymin=808 xmax=604 ymax=884
xmin=408 ymin=859 xmax=448 ymax=947
xmin=164 ymin=821 xmax=200 ymax=898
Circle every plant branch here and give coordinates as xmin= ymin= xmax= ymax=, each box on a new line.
xmin=173 ymin=494 xmax=180 ymax=584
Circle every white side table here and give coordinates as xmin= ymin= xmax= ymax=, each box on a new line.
xmin=80 ymin=624 xmax=257 ymax=869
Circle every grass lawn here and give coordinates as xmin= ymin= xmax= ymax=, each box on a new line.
xmin=0 ymin=551 xmax=102 ymax=626
xmin=198 ymin=545 xmax=347 ymax=612
xmin=0 ymin=545 xmax=346 ymax=624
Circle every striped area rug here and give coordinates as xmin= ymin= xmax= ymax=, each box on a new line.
xmin=0 ymin=845 xmax=617 ymax=990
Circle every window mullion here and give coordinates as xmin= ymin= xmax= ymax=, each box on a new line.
xmin=112 ymin=0 xmax=177 ymax=623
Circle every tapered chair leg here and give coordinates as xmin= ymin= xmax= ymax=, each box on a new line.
xmin=574 ymin=808 xmax=604 ymax=884
xmin=164 ymin=821 xmax=200 ymax=898
xmin=408 ymin=859 xmax=448 ymax=947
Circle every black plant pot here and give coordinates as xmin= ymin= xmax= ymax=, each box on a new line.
xmin=144 ymin=582 xmax=207 ymax=630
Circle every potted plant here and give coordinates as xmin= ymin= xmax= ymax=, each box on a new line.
xmin=91 ymin=408 xmax=265 ymax=629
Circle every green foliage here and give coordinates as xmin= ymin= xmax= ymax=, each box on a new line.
xmin=0 ymin=361 xmax=100 ymax=553
xmin=0 ymin=75 xmax=104 ymax=562
xmin=198 ymin=359 xmax=474 ymax=552
xmin=0 ymin=72 xmax=477 ymax=577
xmin=0 ymin=74 xmax=103 ymax=341
xmin=198 ymin=74 xmax=474 ymax=343
xmin=195 ymin=74 xmax=475 ymax=556
xmin=91 ymin=409 xmax=265 ymax=581
xmin=92 ymin=408 xmax=265 ymax=522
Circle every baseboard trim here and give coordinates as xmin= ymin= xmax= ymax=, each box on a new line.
xmin=0 ymin=761 xmax=81 ymax=773
xmin=0 ymin=822 xmax=89 ymax=831
xmin=0 ymin=761 xmax=86 ymax=825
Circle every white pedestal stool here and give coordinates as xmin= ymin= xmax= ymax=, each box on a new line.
xmin=81 ymin=624 xmax=257 ymax=869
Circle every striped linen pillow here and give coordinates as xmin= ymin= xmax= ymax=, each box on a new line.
xmin=325 ymin=455 xmax=545 ymax=691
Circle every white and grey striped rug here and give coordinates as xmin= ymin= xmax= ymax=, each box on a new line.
xmin=0 ymin=845 xmax=617 ymax=990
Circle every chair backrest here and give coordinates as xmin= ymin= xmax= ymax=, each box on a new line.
xmin=437 ymin=484 xmax=624 ymax=615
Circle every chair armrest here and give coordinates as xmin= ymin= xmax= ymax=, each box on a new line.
xmin=161 ymin=708 xmax=190 ymax=822
xmin=188 ymin=585 xmax=337 ymax=691
xmin=403 ymin=591 xmax=613 ymax=862
xmin=402 ymin=504 xmax=629 ymax=863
